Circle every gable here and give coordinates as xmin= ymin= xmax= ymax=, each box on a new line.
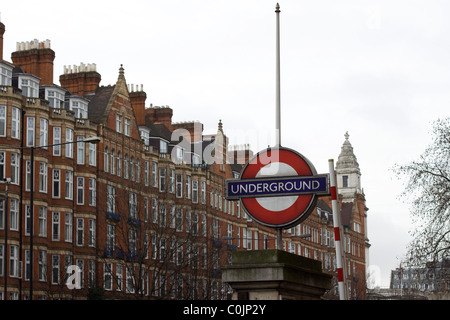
xmin=87 ymin=65 xmax=141 ymax=140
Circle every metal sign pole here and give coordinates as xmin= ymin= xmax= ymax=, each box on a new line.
xmin=275 ymin=3 xmax=282 ymax=248
xmin=328 ymin=159 xmax=348 ymax=300
xmin=275 ymin=3 xmax=281 ymax=148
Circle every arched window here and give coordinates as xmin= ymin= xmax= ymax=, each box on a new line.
xmin=117 ymin=151 xmax=122 ymax=177
xmin=130 ymin=156 xmax=134 ymax=181
xmin=124 ymin=154 xmax=129 ymax=179
xmin=110 ymin=149 xmax=115 ymax=175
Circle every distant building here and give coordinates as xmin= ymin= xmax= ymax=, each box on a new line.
xmin=366 ymin=287 xmax=427 ymax=300
xmin=0 ymin=20 xmax=369 ymax=300
xmin=390 ymin=259 xmax=450 ymax=295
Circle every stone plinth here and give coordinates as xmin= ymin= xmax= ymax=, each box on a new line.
xmin=222 ymin=249 xmax=332 ymax=300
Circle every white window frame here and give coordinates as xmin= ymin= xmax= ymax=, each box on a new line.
xmin=124 ymin=118 xmax=130 ymax=136
xmin=52 ymin=169 xmax=60 ymax=198
xmin=25 ymin=205 xmax=31 ymax=236
xmin=9 ymin=199 xmax=19 ymax=231
xmin=0 ymin=63 xmax=12 ymax=86
xmin=89 ymin=140 xmax=96 ymax=166
xmin=160 ymin=140 xmax=168 ymax=153
xmin=39 ymin=206 xmax=47 ymax=237
xmin=144 ymin=161 xmax=149 ymax=186
xmin=110 ymin=148 xmax=115 ymax=175
xmin=11 ymin=153 xmax=19 ymax=185
xmin=65 ymin=212 xmax=73 ymax=242
xmin=65 ymin=128 xmax=74 ymax=158
xmin=104 ymin=147 xmax=109 ymax=173
xmin=159 ymin=167 xmax=166 ymax=192
xmin=201 ymin=181 xmax=206 ymax=204
xmin=106 ymin=224 xmax=115 ymax=252
xmin=38 ymin=250 xmax=47 ymax=281
xmin=26 ymin=116 xmax=35 ymax=147
xmin=192 ymin=180 xmax=198 ymax=204
xmin=9 ymin=245 xmax=19 ymax=277
xmin=152 ymin=162 xmax=157 ymax=187
xmin=88 ymin=219 xmax=96 ymax=247
xmin=89 ymin=178 xmax=96 ymax=206
xmin=11 ymin=107 xmax=20 ymax=139
xmin=46 ymin=88 xmax=65 ymax=109
xmin=77 ymin=177 xmax=84 ymax=205
xmin=53 ymin=127 xmax=61 ymax=156
xmin=0 ymin=105 xmax=6 ymax=137
xmin=65 ymin=170 xmax=73 ymax=200
xmin=77 ymin=136 xmax=85 ymax=164
xmin=107 ymin=185 xmax=116 ymax=213
xmin=169 ymin=169 xmax=175 ymax=193
xmin=52 ymin=211 xmax=60 ymax=241
xmin=116 ymin=114 xmax=122 ymax=133
xmin=20 ymin=76 xmax=39 ymax=97
xmin=39 ymin=118 xmax=48 ymax=148
xmin=52 ymin=254 xmax=60 ymax=284
xmin=39 ymin=162 xmax=47 ymax=193
xmin=129 ymin=192 xmax=137 ymax=219
xmin=176 ymin=174 xmax=183 ymax=198
xmin=104 ymin=263 xmax=112 ymax=291
xmin=77 ymin=218 xmax=84 ymax=246
xmin=70 ymin=98 xmax=88 ymax=119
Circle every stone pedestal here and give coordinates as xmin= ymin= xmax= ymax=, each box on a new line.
xmin=222 ymin=249 xmax=332 ymax=300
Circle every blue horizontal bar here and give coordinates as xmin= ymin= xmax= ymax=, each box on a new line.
xmin=226 ymin=174 xmax=329 ymax=199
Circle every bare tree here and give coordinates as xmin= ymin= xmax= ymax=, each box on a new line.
xmin=394 ymin=118 xmax=450 ymax=267
xmin=98 ymin=171 xmax=224 ymax=300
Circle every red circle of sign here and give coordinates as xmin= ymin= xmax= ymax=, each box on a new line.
xmin=240 ymin=147 xmax=317 ymax=228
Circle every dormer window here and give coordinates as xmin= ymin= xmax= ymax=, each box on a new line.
xmin=19 ymin=76 xmax=40 ymax=97
xmin=69 ymin=97 xmax=88 ymax=118
xmin=172 ymin=146 xmax=184 ymax=164
xmin=193 ymin=154 xmax=201 ymax=166
xmin=160 ymin=140 xmax=168 ymax=153
xmin=0 ymin=62 xmax=13 ymax=86
xmin=46 ymin=88 xmax=65 ymax=108
xmin=139 ymin=128 xmax=150 ymax=145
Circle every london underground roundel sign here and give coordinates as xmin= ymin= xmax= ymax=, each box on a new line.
xmin=226 ymin=147 xmax=330 ymax=228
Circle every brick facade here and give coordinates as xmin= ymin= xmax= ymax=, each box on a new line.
xmin=0 ymin=22 xmax=369 ymax=300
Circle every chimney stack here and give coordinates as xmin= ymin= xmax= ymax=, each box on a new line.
xmin=59 ymin=63 xmax=101 ymax=96
xmin=146 ymin=106 xmax=173 ymax=131
xmin=129 ymin=84 xmax=147 ymax=126
xmin=172 ymin=121 xmax=204 ymax=143
xmin=11 ymin=39 xmax=55 ymax=85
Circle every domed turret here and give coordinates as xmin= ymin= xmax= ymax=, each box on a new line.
xmin=335 ymin=132 xmax=362 ymax=199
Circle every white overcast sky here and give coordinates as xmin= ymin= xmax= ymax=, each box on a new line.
xmin=2 ymin=0 xmax=450 ymax=288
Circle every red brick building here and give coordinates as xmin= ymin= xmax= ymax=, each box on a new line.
xmin=0 ymin=21 xmax=369 ymax=300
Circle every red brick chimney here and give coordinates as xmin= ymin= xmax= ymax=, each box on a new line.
xmin=11 ymin=39 xmax=55 ymax=85
xmin=172 ymin=121 xmax=204 ymax=143
xmin=228 ymin=145 xmax=254 ymax=165
xmin=0 ymin=22 xmax=5 ymax=61
xmin=146 ymin=106 xmax=173 ymax=131
xmin=59 ymin=63 xmax=101 ymax=96
xmin=129 ymin=84 xmax=147 ymax=126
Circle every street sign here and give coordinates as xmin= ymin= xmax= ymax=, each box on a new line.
xmin=226 ymin=146 xmax=330 ymax=228
xmin=226 ymin=174 xmax=329 ymax=199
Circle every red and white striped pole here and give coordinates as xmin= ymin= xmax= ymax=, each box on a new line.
xmin=328 ymin=159 xmax=348 ymax=300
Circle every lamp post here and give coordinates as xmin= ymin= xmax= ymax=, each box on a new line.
xmin=27 ymin=135 xmax=101 ymax=300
